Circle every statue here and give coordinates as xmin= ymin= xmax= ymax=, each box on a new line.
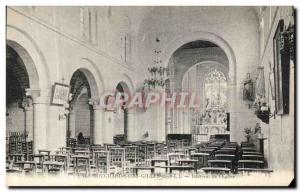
xmin=243 ymin=73 xmax=254 ymax=102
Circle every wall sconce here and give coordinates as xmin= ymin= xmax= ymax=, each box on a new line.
xmin=58 ymin=93 xmax=73 ymax=120
xmin=59 ymin=99 xmax=70 ymax=120
xmin=59 ymin=109 xmax=70 ymax=120
xmin=254 ymin=101 xmax=274 ymax=124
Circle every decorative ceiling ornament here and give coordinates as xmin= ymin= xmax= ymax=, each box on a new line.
xmin=205 ymin=69 xmax=227 ymax=83
xmin=143 ymin=36 xmax=169 ymax=89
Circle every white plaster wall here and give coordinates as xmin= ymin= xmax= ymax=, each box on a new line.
xmin=258 ymin=6 xmax=294 ymax=173
xmin=7 ymin=6 xmax=138 ymax=149
xmin=135 ymin=7 xmax=260 ymax=143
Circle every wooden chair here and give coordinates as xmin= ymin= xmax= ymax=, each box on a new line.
xmin=242 ymin=151 xmax=263 ymax=155
xmin=6 ymin=154 xmax=24 ymax=173
xmin=190 ymin=152 xmax=210 ymax=169
xmin=137 ymin=144 xmax=147 ymax=163
xmin=42 ymin=161 xmax=65 ymax=175
xmin=38 ymin=150 xmax=51 ymax=161
xmin=91 ymin=145 xmax=105 ymax=152
xmin=59 ymin=147 xmax=72 ymax=152
xmin=8 ymin=153 xmax=24 ymax=163
xmin=237 ymin=168 xmax=273 ymax=174
xmin=52 ymin=154 xmax=69 ymax=172
xmin=241 ymin=142 xmax=255 ymax=148
xmin=109 ymin=148 xmax=125 ymax=174
xmin=14 ymin=161 xmax=37 ymax=175
xmin=28 ymin=154 xmax=45 ymax=172
xmin=215 ymin=149 xmax=235 ymax=155
xmin=67 ymin=138 xmax=77 ymax=148
xmin=242 ymin=154 xmax=264 ymax=161
xmin=167 ymin=141 xmax=177 ymax=152
xmin=74 ymin=150 xmax=90 ymax=156
xmin=241 ymin=147 xmax=257 ymax=152
xmin=155 ymin=143 xmax=165 ymax=157
xmin=92 ymin=151 xmax=109 ymax=175
xmin=146 ymin=143 xmax=155 ymax=160
xmin=215 ymin=154 xmax=235 ymax=161
xmin=104 ymin=144 xmax=118 ymax=151
xmin=72 ymin=155 xmax=90 ymax=176
xmin=125 ymin=146 xmax=138 ymax=163
xmin=201 ymin=167 xmax=231 ymax=173
xmin=208 ymin=159 xmax=233 ymax=170
xmin=199 ymin=148 xmax=216 ymax=155
xmin=238 ymin=160 xmax=264 ymax=169
xmin=182 ymin=139 xmax=191 ymax=148
xmin=167 ymin=153 xmax=185 ymax=166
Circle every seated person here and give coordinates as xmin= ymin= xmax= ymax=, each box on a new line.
xmin=77 ymin=132 xmax=85 ymax=145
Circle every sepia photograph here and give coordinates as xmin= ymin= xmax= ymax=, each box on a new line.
xmin=5 ymin=4 xmax=296 ymax=187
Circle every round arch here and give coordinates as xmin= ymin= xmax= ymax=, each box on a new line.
xmin=6 ymin=25 xmax=51 ymax=91
xmin=6 ymin=25 xmax=51 ymax=153
xmin=65 ymin=58 xmax=105 ymax=100
xmin=113 ymin=73 xmax=135 ymax=96
xmin=116 ymin=81 xmax=130 ymax=93
xmin=181 ymin=60 xmax=229 ymax=88
xmin=114 ymin=81 xmax=132 ymax=144
xmin=162 ymin=31 xmax=236 ymax=84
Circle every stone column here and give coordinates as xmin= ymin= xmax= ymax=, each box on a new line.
xmin=24 ymin=99 xmax=33 ymax=141
xmin=127 ymin=108 xmax=136 ymax=142
xmin=68 ymin=109 xmax=76 ymax=139
xmin=26 ymin=89 xmax=48 ymax=153
xmin=156 ymin=88 xmax=166 ymax=142
xmin=227 ymin=79 xmax=237 ymax=142
xmin=89 ymin=99 xmax=104 ymax=145
xmin=103 ymin=111 xmax=115 ymax=144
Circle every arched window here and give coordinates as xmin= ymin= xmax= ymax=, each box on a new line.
xmin=79 ymin=7 xmax=98 ymax=45
xmin=203 ymin=69 xmax=227 ymax=125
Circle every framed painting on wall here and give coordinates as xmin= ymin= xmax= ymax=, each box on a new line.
xmin=269 ymin=70 xmax=275 ymax=100
xmin=273 ymin=19 xmax=290 ymax=115
xmin=51 ymin=83 xmax=70 ymax=106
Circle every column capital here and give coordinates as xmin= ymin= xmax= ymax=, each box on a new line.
xmin=25 ymin=88 xmax=41 ymax=100
xmin=25 ymin=88 xmax=49 ymax=104
xmin=126 ymin=107 xmax=137 ymax=114
xmin=19 ymin=97 xmax=33 ymax=110
xmin=88 ymin=98 xmax=105 ymax=110
xmin=24 ymin=98 xmax=33 ymax=111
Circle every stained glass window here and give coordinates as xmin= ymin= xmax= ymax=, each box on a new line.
xmin=203 ymin=69 xmax=227 ymax=125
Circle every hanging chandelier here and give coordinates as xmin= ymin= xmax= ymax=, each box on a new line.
xmin=143 ymin=37 xmax=169 ymax=89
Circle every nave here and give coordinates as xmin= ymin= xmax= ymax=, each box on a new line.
xmin=5 ymin=6 xmax=295 ymax=186
xmin=6 ymin=137 xmax=273 ymax=177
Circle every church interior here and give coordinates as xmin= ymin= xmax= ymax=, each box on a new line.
xmin=6 ymin=6 xmax=295 ymax=181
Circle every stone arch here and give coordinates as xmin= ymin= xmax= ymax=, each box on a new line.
xmin=163 ymin=31 xmax=237 ymax=84
xmin=6 ymin=25 xmax=51 ymax=92
xmin=116 ymin=81 xmax=130 ymax=93
xmin=66 ymin=59 xmax=105 ymax=145
xmin=65 ymin=58 xmax=105 ymax=100
xmin=113 ymin=73 xmax=135 ymax=96
xmin=6 ymin=25 xmax=50 ymax=152
xmin=113 ymin=81 xmax=132 ymax=144
xmin=115 ymin=80 xmax=131 ymax=107
xmin=181 ymin=61 xmax=229 ymax=88
xmin=120 ymin=74 xmax=135 ymax=94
